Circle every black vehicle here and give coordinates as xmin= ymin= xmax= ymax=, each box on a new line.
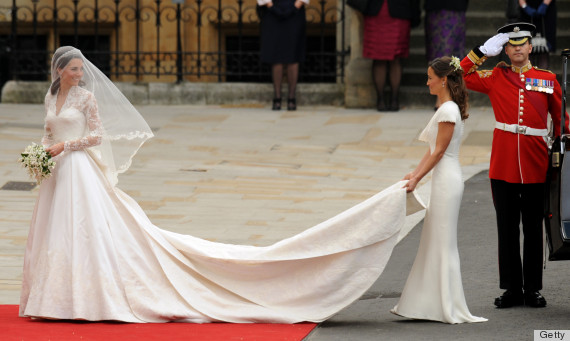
xmin=545 ymin=48 xmax=570 ymax=260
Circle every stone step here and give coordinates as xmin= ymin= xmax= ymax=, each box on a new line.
xmin=467 ymin=0 xmax=505 ymax=11
xmin=560 ymin=0 xmax=570 ymax=12
xmin=398 ymin=86 xmax=492 ymax=108
xmin=467 ymin=0 xmax=570 ymax=12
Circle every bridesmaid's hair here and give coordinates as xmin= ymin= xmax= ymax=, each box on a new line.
xmin=429 ymin=56 xmax=469 ymax=120
xmin=50 ymin=49 xmax=83 ymax=95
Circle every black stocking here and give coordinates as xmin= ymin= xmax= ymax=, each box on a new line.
xmin=286 ymin=63 xmax=299 ymax=99
xmin=372 ymin=60 xmax=388 ymax=110
xmin=272 ymin=64 xmax=284 ymax=99
xmin=388 ymin=58 xmax=402 ymax=109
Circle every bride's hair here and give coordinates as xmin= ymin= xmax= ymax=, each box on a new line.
xmin=50 ymin=48 xmax=84 ymax=95
xmin=429 ymin=56 xmax=469 ymax=120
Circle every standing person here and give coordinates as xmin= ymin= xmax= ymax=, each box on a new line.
xmin=20 ymin=47 xmax=425 ymax=323
xmin=460 ymin=23 xmax=569 ymax=308
xmin=363 ymin=0 xmax=420 ymax=112
xmin=391 ymin=56 xmax=487 ymax=324
xmin=258 ymin=0 xmax=308 ymax=111
xmin=518 ymin=0 xmax=557 ymax=69
xmin=424 ymin=0 xmax=469 ymax=110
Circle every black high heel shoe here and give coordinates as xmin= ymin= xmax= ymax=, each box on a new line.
xmin=287 ymin=98 xmax=296 ymax=111
xmin=272 ymin=98 xmax=282 ymax=110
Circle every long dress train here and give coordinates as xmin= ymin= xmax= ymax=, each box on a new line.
xmin=391 ymin=101 xmax=487 ymax=324
xmin=20 ymin=86 xmax=422 ymax=323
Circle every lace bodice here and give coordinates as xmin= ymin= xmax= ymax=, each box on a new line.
xmin=42 ymin=86 xmax=103 ymax=152
xmin=418 ymin=101 xmax=463 ymax=158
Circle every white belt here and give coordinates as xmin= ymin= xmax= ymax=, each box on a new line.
xmin=495 ymin=122 xmax=548 ymax=137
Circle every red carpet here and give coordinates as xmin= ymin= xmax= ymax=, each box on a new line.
xmin=1 ymin=305 xmax=317 ymax=341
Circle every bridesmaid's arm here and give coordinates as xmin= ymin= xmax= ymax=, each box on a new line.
xmin=404 ymin=150 xmax=431 ymax=181
xmin=404 ymin=122 xmax=454 ymax=192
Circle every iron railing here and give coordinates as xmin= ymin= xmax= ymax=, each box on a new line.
xmin=2 ymin=0 xmax=348 ymax=84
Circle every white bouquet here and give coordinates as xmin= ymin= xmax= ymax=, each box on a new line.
xmin=19 ymin=143 xmax=56 ymax=185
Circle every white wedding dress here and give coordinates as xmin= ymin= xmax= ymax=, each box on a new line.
xmin=391 ymin=101 xmax=487 ymax=324
xmin=20 ymin=86 xmax=420 ymax=323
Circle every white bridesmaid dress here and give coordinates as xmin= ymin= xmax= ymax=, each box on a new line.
xmin=391 ymin=101 xmax=487 ymax=324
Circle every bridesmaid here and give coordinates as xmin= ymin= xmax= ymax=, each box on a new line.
xmin=391 ymin=56 xmax=487 ymax=324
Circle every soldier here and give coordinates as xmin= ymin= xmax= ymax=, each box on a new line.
xmin=460 ymin=23 xmax=569 ymax=308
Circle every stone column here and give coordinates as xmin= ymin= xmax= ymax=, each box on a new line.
xmin=343 ymin=8 xmax=374 ymax=108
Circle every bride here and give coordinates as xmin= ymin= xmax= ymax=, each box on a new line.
xmin=19 ymin=46 xmax=421 ymax=323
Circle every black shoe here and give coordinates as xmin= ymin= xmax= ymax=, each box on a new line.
xmin=388 ymin=100 xmax=400 ymax=112
xmin=272 ymin=98 xmax=282 ymax=110
xmin=376 ymin=98 xmax=388 ymax=112
xmin=524 ymin=291 xmax=547 ymax=308
xmin=494 ymin=290 xmax=524 ymax=308
xmin=287 ymin=98 xmax=296 ymax=111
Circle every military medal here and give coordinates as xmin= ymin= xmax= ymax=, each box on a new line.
xmin=526 ymin=78 xmax=532 ymax=90
xmin=547 ymin=81 xmax=554 ymax=94
xmin=526 ymin=78 xmax=554 ymax=94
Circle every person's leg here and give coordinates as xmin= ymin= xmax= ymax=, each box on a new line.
xmin=388 ymin=58 xmax=402 ymax=111
xmin=286 ymin=63 xmax=299 ymax=110
xmin=271 ymin=64 xmax=284 ymax=110
xmin=372 ymin=59 xmax=388 ymax=111
xmin=491 ymin=179 xmax=525 ymax=307
xmin=520 ymin=182 xmax=547 ymax=307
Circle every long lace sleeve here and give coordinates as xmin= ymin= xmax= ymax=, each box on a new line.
xmin=41 ymin=94 xmax=53 ymax=147
xmin=41 ymin=124 xmax=54 ymax=147
xmin=63 ymin=92 xmax=103 ymax=152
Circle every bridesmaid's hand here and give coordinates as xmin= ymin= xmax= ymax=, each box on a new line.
xmin=294 ymin=0 xmax=304 ymax=9
xmin=402 ymin=172 xmax=414 ymax=181
xmin=46 ymin=142 xmax=64 ymax=157
xmin=404 ymin=177 xmax=419 ymax=193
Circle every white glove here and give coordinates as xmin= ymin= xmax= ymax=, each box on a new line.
xmin=479 ymin=33 xmax=509 ymax=57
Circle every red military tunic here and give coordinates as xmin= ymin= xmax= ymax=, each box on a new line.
xmin=461 ymin=48 xmax=569 ymax=184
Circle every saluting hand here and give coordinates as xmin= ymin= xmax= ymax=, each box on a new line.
xmin=480 ymin=33 xmax=509 ymax=57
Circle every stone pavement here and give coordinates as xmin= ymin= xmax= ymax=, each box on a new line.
xmin=0 ymin=104 xmax=504 ymax=330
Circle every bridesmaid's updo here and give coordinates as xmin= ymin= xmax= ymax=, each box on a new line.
xmin=429 ymin=56 xmax=469 ymax=120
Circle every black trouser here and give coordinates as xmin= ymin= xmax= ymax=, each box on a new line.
xmin=490 ymin=179 xmax=545 ymax=292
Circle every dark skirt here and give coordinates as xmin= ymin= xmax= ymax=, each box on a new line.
xmin=424 ymin=10 xmax=466 ymax=61
xmin=519 ymin=0 xmax=557 ymax=52
xmin=259 ymin=0 xmax=306 ymax=64
xmin=363 ymin=1 xmax=411 ymax=60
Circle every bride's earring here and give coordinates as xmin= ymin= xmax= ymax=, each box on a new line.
xmin=442 ymin=82 xmax=445 ymax=88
